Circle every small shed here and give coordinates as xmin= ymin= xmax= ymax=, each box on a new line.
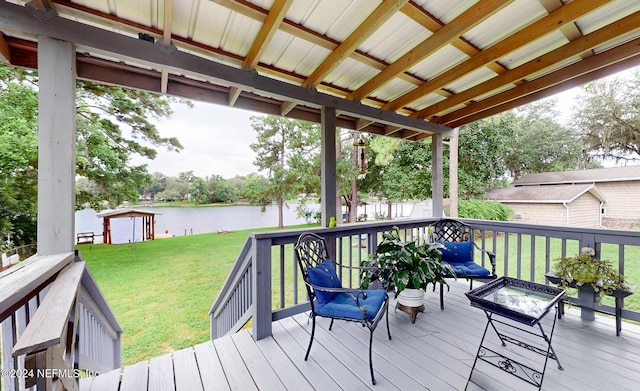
xmin=96 ymin=209 xmax=160 ymax=245
xmin=486 ymin=184 xmax=605 ymax=228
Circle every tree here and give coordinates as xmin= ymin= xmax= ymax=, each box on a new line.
xmin=142 ymin=172 xmax=167 ymax=202
xmin=189 ymin=177 xmax=209 ymax=204
xmin=0 ymin=67 xmax=38 ymax=245
xmin=0 ymin=64 xmax=187 ymax=244
xmin=573 ymin=72 xmax=640 ymax=164
xmin=207 ymin=175 xmax=238 ymax=203
xmin=457 ymin=116 xmax=511 ymax=196
xmin=249 ymin=115 xmax=320 ymax=229
xmin=75 ymin=82 xmax=187 ymax=209
xmin=157 ymin=176 xmax=189 ymax=202
xmin=503 ymin=101 xmax=582 ymax=179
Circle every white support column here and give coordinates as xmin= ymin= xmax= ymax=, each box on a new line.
xmin=320 ymin=107 xmax=337 ymax=227
xmin=37 ymin=37 xmax=76 ymax=255
xmin=431 ymin=134 xmax=444 ymax=217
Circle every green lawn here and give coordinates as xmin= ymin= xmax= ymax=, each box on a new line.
xmin=78 ymin=225 xmax=311 ymax=365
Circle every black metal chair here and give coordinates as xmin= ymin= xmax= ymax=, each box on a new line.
xmin=294 ymin=232 xmax=391 ymax=385
xmin=431 ymin=218 xmax=497 ymax=310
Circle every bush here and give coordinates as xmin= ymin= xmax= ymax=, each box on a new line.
xmin=458 ymin=199 xmax=513 ymax=221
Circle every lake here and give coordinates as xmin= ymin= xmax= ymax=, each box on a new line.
xmin=75 ymin=202 xmax=415 ymax=244
xmin=75 ymin=204 xmax=320 ymax=244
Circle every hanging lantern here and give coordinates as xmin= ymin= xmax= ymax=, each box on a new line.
xmin=353 ymin=137 xmax=368 ymax=175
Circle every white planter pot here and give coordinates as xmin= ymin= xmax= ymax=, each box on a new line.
xmin=397 ymin=288 xmax=425 ymax=307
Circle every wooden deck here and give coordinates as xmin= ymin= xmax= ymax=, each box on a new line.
xmin=80 ymin=280 xmax=640 ymax=390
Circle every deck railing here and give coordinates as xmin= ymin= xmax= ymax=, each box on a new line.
xmin=209 ymin=218 xmax=640 ymax=341
xmin=0 ymin=251 xmax=122 ymax=391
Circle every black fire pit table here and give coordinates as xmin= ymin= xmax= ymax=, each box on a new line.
xmin=464 ymin=277 xmax=565 ymax=390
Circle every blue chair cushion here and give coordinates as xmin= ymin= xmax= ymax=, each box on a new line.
xmin=439 ymin=241 xmax=473 ymax=263
xmin=315 ymin=290 xmax=387 ymax=321
xmin=443 ymin=260 xmax=491 ymax=278
xmin=307 ymin=259 xmax=341 ymax=305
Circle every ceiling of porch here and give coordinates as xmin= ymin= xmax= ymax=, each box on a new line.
xmin=1 ymin=0 xmax=640 ymax=140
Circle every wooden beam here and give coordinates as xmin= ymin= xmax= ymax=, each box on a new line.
xmin=304 ymin=0 xmax=409 ymax=88
xmin=412 ymin=9 xmax=640 ymax=120
xmin=0 ymin=33 xmax=10 ymax=64
xmin=243 ymin=0 xmax=292 ymax=69
xmin=0 ymin=3 xmax=451 ymax=135
xmin=210 ymin=0 xmax=426 ymax=87
xmin=384 ymin=0 xmax=610 ymax=111
xmin=440 ymin=36 xmax=640 ymax=126
xmin=162 ymin=0 xmax=173 ymax=46
xmin=230 ymin=0 xmax=293 ymax=105
xmin=401 ymin=1 xmax=507 ymax=76
xmin=445 ymin=50 xmax=640 ymax=128
xmin=347 ymin=0 xmax=513 ymax=100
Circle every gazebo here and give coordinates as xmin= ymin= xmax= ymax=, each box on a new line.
xmin=95 ymin=209 xmax=160 ymax=245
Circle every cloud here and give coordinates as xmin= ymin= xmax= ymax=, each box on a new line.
xmin=132 ymin=101 xmax=262 ymax=179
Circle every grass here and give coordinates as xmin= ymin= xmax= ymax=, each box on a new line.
xmin=77 ymin=224 xmax=312 ymax=365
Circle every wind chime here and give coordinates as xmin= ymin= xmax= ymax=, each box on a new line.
xmin=354 ymin=136 xmax=368 ymax=175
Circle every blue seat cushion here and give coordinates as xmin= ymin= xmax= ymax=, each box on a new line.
xmin=315 ymin=290 xmax=387 ymax=321
xmin=443 ymin=260 xmax=490 ymax=278
xmin=307 ymin=259 xmax=341 ymax=305
xmin=439 ymin=241 xmax=473 ymax=263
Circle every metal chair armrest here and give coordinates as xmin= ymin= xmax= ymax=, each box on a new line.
xmin=472 ymin=243 xmax=497 ymax=275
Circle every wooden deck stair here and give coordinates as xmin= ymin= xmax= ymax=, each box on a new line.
xmin=80 ymin=280 xmax=640 ymax=391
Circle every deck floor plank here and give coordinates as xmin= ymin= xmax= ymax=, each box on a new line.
xmin=270 ymin=320 xmax=343 ymax=391
xmin=148 ymin=352 xmax=174 ymax=391
xmin=193 ymin=341 xmax=230 ymax=391
xmin=85 ymin=367 xmax=121 ymax=391
xmin=118 ymin=361 xmax=148 ymax=391
xmin=81 ymin=280 xmax=640 ymax=391
xmin=230 ymin=331 xmax=287 ymax=390
xmin=278 ymin=315 xmax=371 ymax=390
xmin=249 ymin=326 xmax=315 ymax=391
xmin=213 ymin=332 xmax=258 ymax=390
xmin=172 ymin=347 xmax=204 ymax=391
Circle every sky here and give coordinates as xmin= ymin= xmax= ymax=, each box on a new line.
xmin=131 ymin=102 xmax=259 ymax=179
xmin=132 ymin=67 xmax=636 ymax=179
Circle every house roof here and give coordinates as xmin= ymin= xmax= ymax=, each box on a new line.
xmin=486 ymin=183 xmax=606 ymax=203
xmin=513 ymin=166 xmax=640 ymax=186
xmin=95 ymin=208 xmax=160 ymax=218
xmin=2 ymin=1 xmax=640 ymax=140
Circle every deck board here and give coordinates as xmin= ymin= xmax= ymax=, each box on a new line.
xmin=148 ymin=353 xmax=174 ymax=391
xmin=80 ymin=280 xmax=640 ymax=390
xmin=193 ymin=341 xmax=230 ymax=391
xmin=172 ymin=347 xmax=203 ymax=391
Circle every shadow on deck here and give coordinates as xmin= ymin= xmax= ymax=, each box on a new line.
xmin=81 ymin=280 xmax=640 ymax=390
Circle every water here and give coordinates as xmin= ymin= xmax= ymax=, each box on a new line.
xmin=75 ymin=202 xmax=413 ymax=244
xmin=75 ymin=204 xmax=319 ymax=244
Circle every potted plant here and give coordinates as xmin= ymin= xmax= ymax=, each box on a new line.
xmin=360 ymin=226 xmax=456 ymax=307
xmin=552 ymin=247 xmax=630 ymax=299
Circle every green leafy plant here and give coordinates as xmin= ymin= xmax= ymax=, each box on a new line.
xmin=553 ymin=247 xmax=630 ymax=298
xmin=360 ymin=226 xmax=456 ymax=296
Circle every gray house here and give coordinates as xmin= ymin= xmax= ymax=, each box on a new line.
xmin=487 ymin=166 xmax=640 ymax=228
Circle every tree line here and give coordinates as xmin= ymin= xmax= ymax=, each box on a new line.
xmin=2 ymin=62 xmax=639 ymax=247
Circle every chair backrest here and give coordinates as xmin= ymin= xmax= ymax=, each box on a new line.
xmin=431 ymin=218 xmax=472 ymax=242
xmin=294 ymin=233 xmax=330 ymax=303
